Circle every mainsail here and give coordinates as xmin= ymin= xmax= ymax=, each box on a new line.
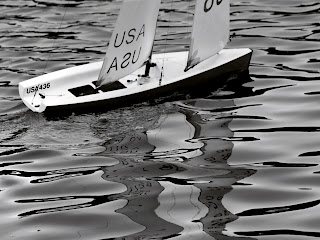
xmin=96 ymin=0 xmax=161 ymax=87
xmin=185 ymin=0 xmax=230 ymax=71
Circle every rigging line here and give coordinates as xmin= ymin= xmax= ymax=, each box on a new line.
xmin=42 ymin=5 xmax=68 ymax=75
xmin=187 ymin=0 xmax=192 ymax=65
xmin=160 ymin=0 xmax=174 ymax=85
xmin=32 ymin=5 xmax=68 ymax=105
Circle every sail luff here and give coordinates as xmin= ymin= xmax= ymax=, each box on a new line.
xmin=96 ymin=0 xmax=161 ymax=87
xmin=185 ymin=0 xmax=230 ymax=71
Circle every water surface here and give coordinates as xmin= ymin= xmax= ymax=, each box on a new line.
xmin=1 ymin=0 xmax=320 ymax=239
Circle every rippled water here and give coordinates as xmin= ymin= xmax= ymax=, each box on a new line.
xmin=1 ymin=0 xmax=320 ymax=239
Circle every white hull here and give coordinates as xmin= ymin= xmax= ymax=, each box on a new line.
xmin=19 ymin=48 xmax=252 ymax=113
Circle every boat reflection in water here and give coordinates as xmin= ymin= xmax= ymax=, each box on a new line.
xmin=98 ymin=97 xmax=256 ymax=239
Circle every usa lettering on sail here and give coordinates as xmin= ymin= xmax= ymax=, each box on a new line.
xmin=107 ymin=24 xmax=145 ymax=74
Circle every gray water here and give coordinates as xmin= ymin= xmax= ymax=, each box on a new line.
xmin=1 ymin=0 xmax=320 ymax=239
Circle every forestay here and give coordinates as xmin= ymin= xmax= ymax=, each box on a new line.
xmin=96 ymin=0 xmax=161 ymax=87
xmin=185 ymin=0 xmax=229 ymax=71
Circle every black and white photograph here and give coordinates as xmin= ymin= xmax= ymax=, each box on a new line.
xmin=0 ymin=0 xmax=319 ymax=239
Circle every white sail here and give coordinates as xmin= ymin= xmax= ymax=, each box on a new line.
xmin=96 ymin=0 xmax=161 ymax=87
xmin=185 ymin=0 xmax=230 ymax=71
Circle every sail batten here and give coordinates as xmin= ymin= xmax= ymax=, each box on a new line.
xmin=185 ymin=0 xmax=229 ymax=71
xmin=97 ymin=0 xmax=161 ymax=87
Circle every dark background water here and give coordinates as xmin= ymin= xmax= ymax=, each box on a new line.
xmin=1 ymin=0 xmax=320 ymax=239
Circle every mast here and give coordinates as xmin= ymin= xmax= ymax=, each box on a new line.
xmin=143 ymin=5 xmax=160 ymax=79
xmin=143 ymin=56 xmax=152 ymax=77
xmin=142 ymin=53 xmax=157 ymax=77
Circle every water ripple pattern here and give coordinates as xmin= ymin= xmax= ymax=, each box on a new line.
xmin=0 ymin=0 xmax=320 ymax=239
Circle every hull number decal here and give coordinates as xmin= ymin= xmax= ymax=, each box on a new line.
xmin=26 ymin=83 xmax=50 ymax=94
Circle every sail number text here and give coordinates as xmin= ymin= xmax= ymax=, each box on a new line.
xmin=106 ymin=24 xmax=145 ymax=74
xmin=204 ymin=0 xmax=223 ymax=12
xmin=26 ymin=83 xmax=50 ymax=94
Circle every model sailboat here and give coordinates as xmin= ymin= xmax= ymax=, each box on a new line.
xmin=19 ymin=0 xmax=252 ymax=113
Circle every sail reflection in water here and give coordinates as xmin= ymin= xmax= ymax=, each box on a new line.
xmin=98 ymin=98 xmax=256 ymax=239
